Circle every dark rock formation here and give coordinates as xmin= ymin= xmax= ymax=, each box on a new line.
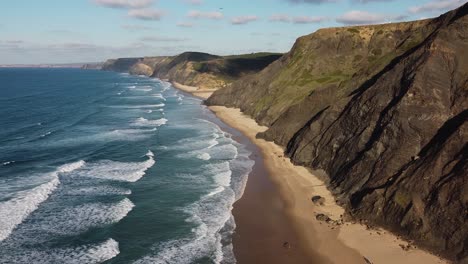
xmin=101 ymin=57 xmax=142 ymax=73
xmin=316 ymin=213 xmax=332 ymax=222
xmin=207 ymin=4 xmax=468 ymax=261
xmin=311 ymin=195 xmax=326 ymax=206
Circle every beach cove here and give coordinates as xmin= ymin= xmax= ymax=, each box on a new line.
xmin=173 ymin=84 xmax=447 ymax=264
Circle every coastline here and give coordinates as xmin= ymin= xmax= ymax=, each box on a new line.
xmin=208 ymin=106 xmax=447 ymax=264
xmin=170 ymin=81 xmax=215 ymax=99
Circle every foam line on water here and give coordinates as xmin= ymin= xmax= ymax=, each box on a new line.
xmin=40 ymin=131 xmax=52 ymax=138
xmin=37 ymin=198 xmax=135 ymax=235
xmin=111 ymin=104 xmax=165 ymax=109
xmin=134 ymin=181 xmax=236 ymax=264
xmin=72 ymin=151 xmax=155 ymax=182
xmin=0 ymin=161 xmax=85 ymax=242
xmin=2 ymin=238 xmax=120 ymax=264
xmin=152 ymin=93 xmax=166 ymax=101
xmin=63 ymin=186 xmax=132 ymax=196
xmin=132 ymin=117 xmax=168 ymax=127
xmin=2 ymin=161 xmax=15 ymax=166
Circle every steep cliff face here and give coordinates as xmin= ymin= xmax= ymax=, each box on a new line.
xmin=102 ymin=52 xmax=282 ymax=89
xmin=101 ymin=58 xmax=143 ymax=73
xmin=129 ymin=57 xmax=169 ymax=76
xmin=207 ymin=4 xmax=467 ymax=261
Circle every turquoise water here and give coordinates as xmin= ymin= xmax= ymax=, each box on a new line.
xmin=0 ymin=68 xmax=254 ymax=263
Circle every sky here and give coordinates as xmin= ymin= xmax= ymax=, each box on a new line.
xmin=0 ymin=0 xmax=466 ymax=64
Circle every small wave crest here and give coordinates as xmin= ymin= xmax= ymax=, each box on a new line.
xmin=34 ymin=198 xmax=134 ymax=235
xmin=132 ymin=117 xmax=168 ymax=127
xmin=1 ymin=238 xmax=120 ymax=264
xmin=114 ymin=104 xmax=165 ymax=109
xmin=71 ymin=151 xmax=155 ymax=182
xmin=0 ymin=160 xmax=85 ymax=242
xmin=2 ymin=161 xmax=15 ymax=166
xmin=152 ymin=93 xmax=166 ymax=101
xmin=40 ymin=131 xmax=52 ymax=138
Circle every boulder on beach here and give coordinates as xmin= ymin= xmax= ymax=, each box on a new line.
xmin=311 ymin=195 xmax=325 ymax=206
xmin=315 ymin=213 xmax=331 ymax=222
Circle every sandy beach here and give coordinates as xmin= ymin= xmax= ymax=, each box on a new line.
xmin=171 ymin=81 xmax=215 ymax=99
xmin=209 ymin=106 xmax=447 ymax=264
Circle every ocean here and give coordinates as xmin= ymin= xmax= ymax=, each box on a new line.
xmin=0 ymin=68 xmax=254 ymax=264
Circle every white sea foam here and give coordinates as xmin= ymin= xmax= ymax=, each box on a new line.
xmin=207 ymin=133 xmax=220 ymax=149
xmin=127 ymin=85 xmax=136 ymax=89
xmin=64 ymin=186 xmax=132 ymax=196
xmin=196 ymin=153 xmax=211 ymax=161
xmin=134 ymin=88 xmax=152 ymax=92
xmin=132 ymin=117 xmax=168 ymax=127
xmin=40 ymin=131 xmax=52 ymax=138
xmin=205 ymin=162 xmax=232 ymax=187
xmin=72 ymin=152 xmax=155 ymax=182
xmin=207 ymin=140 xmax=239 ymax=160
xmin=146 ymin=110 xmax=153 ymax=113
xmin=114 ymin=104 xmax=165 ymax=109
xmin=2 ymin=161 xmax=15 ymax=166
xmin=205 ymin=186 xmax=225 ymax=197
xmin=38 ymin=198 xmax=134 ymax=235
xmin=152 ymin=93 xmax=166 ymax=101
xmin=0 ymin=161 xmax=85 ymax=242
xmin=134 ymin=178 xmax=235 ymax=264
xmin=160 ymin=81 xmax=171 ymax=91
xmin=2 ymin=238 xmax=120 ymax=264
xmin=46 ymin=129 xmax=151 ymax=147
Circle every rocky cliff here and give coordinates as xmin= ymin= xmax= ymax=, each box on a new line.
xmin=102 ymin=52 xmax=282 ymax=90
xmin=207 ymin=4 xmax=467 ymax=262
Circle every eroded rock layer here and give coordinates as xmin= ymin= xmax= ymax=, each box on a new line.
xmin=207 ymin=4 xmax=468 ymax=261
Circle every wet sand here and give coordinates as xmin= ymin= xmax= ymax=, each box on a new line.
xmin=209 ymin=106 xmax=447 ymax=264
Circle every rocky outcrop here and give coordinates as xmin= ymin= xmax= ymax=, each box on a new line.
xmin=81 ymin=63 xmax=103 ymax=70
xmin=102 ymin=52 xmax=282 ymax=90
xmin=207 ymin=4 xmax=468 ymax=262
xmin=102 ymin=58 xmax=143 ymax=73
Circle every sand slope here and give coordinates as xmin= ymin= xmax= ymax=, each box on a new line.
xmin=209 ymin=106 xmax=446 ymax=264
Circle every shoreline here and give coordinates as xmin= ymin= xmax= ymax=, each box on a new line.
xmin=208 ymin=106 xmax=447 ymax=264
xmin=170 ymin=81 xmax=215 ymax=99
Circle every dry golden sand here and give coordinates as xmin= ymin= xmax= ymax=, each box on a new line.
xmin=171 ymin=81 xmax=215 ymax=99
xmin=209 ymin=106 xmax=447 ymax=264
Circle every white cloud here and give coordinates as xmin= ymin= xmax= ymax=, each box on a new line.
xmin=292 ymin=16 xmax=328 ymax=23
xmin=187 ymin=10 xmax=223 ymax=19
xmin=408 ymin=0 xmax=466 ymax=14
xmin=231 ymin=15 xmax=258 ymax=25
xmin=140 ymin=36 xmax=189 ymax=42
xmin=121 ymin=24 xmax=155 ymax=31
xmin=286 ymin=0 xmax=338 ymax=3
xmin=184 ymin=0 xmax=203 ymax=5
xmin=93 ymin=0 xmax=153 ymax=9
xmin=336 ymin=10 xmax=406 ymax=25
xmin=269 ymin=14 xmax=291 ymax=22
xmin=128 ymin=8 xmax=164 ymax=20
xmin=177 ymin=22 xmax=194 ymax=27
xmin=269 ymin=14 xmax=327 ymax=24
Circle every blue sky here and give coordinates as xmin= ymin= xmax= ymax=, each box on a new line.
xmin=0 ymin=0 xmax=465 ymax=64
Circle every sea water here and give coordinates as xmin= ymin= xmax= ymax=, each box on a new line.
xmin=0 ymin=68 xmax=254 ymax=264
